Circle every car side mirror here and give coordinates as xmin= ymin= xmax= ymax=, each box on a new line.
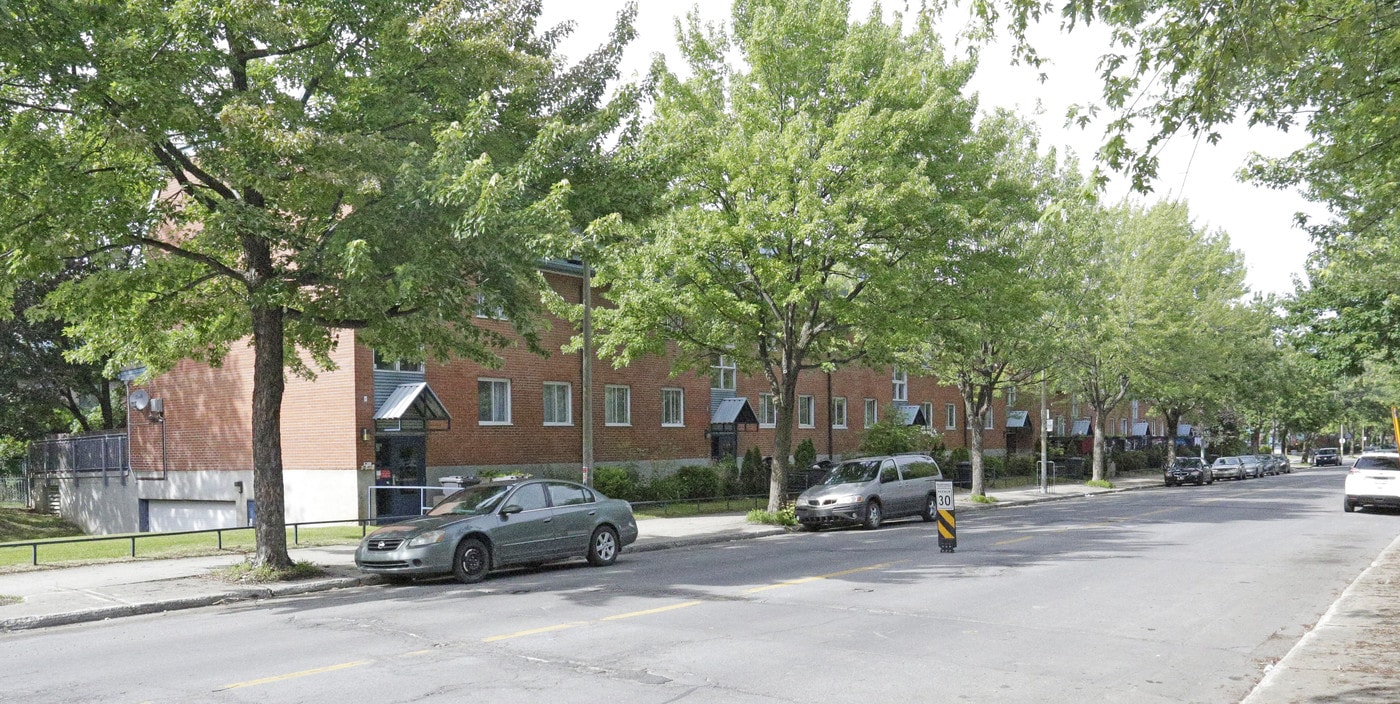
xmin=500 ymin=505 xmax=523 ymax=516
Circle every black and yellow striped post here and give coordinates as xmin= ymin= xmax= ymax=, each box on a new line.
xmin=935 ymin=480 xmax=956 ymax=553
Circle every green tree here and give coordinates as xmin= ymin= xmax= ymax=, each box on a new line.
xmin=0 ymin=0 xmax=639 ymax=568
xmin=586 ymin=0 xmax=981 ymax=512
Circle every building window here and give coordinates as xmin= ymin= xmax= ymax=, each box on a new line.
xmin=864 ymin=399 xmax=878 ymax=427
xmin=662 ymin=388 xmax=684 ymax=427
xmin=1131 ymin=400 xmax=1139 ymax=421
xmin=798 ymin=395 xmax=815 ymax=428
xmin=543 ymin=382 xmax=571 ymax=426
xmin=1056 ymin=415 xmax=1066 ymax=435
xmin=892 ymin=369 xmax=907 ymax=402
xmin=1070 ymin=395 xmax=1079 ymax=419
xmin=984 ymin=407 xmax=995 ymax=430
xmin=759 ymin=393 xmax=777 ymax=427
xmin=478 ymin=378 xmax=511 ymax=425
xmin=1007 ymin=386 xmax=1017 ymax=406
xmin=605 ymin=385 xmax=631 ymax=426
xmin=373 ymin=350 xmax=422 ymax=373
xmin=1119 ymin=418 xmax=1128 ymax=435
xmin=711 ymin=355 xmax=736 ymax=391
xmin=475 ymin=293 xmax=507 ymax=320
xmin=945 ymin=403 xmax=957 ymax=430
xmin=832 ymin=397 xmax=847 ymax=429
xmin=921 ymin=402 xmax=933 ymax=430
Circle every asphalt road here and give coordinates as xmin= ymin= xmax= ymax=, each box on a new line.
xmin=3 ymin=467 xmax=1396 ymax=704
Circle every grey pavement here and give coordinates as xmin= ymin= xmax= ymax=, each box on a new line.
xmin=1 ymin=465 xmax=1395 ymax=703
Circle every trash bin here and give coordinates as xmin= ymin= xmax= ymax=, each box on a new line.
xmin=954 ymin=461 xmax=972 ymax=488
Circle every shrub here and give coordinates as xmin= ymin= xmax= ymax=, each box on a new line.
xmin=1112 ymin=450 xmax=1147 ymax=472
xmin=1005 ymin=455 xmax=1036 ymax=476
xmin=593 ymin=465 xmax=637 ymax=501
xmin=674 ymin=465 xmax=721 ymax=500
xmin=1143 ymin=443 xmax=1168 ymax=468
xmin=794 ymin=438 xmax=817 ymax=469
xmin=949 ymin=447 xmax=971 ymax=464
xmin=860 ymin=414 xmax=927 ymax=455
xmin=747 ymin=504 xmax=796 ymax=526
xmin=739 ymin=447 xmax=768 ymax=495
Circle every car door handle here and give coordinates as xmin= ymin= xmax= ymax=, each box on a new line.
xmin=543 ymin=517 xmax=552 ymax=523
xmin=588 ymin=510 xmax=597 ymax=516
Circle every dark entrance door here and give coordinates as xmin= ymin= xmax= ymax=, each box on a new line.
xmin=375 ymin=435 xmax=427 ymax=520
xmin=710 ymin=431 xmax=738 ymax=462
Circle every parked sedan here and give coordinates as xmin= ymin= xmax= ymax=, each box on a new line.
xmin=1164 ymin=457 xmax=1212 ymax=486
xmin=355 ymin=478 xmax=638 ymax=584
xmin=1344 ymin=453 xmax=1400 ymax=512
xmin=1239 ymin=455 xmax=1264 ymax=479
xmin=1314 ymin=447 xmax=1342 ymax=466
xmin=1210 ymin=456 xmax=1245 ymax=481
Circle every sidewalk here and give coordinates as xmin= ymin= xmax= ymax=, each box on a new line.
xmin=2 ymin=469 xmax=1394 ymax=703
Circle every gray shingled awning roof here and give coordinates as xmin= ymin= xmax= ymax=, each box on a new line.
xmin=1132 ymin=421 xmax=1150 ymax=436
xmin=1072 ymin=419 xmax=1091 ymax=436
xmin=1177 ymin=423 xmax=1193 ymax=437
xmin=374 ymin=382 xmax=451 ymax=432
xmin=1005 ymin=410 xmax=1030 ymax=428
xmin=710 ymin=397 xmax=757 ymax=425
xmin=892 ymin=404 xmax=927 ymax=426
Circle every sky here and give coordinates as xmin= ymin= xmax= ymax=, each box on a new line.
xmin=539 ymin=0 xmax=1322 ymax=298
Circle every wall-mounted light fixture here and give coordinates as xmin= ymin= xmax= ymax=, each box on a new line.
xmin=234 ymin=480 xmax=243 ymax=494
xmin=361 ymin=427 xmax=372 ymax=442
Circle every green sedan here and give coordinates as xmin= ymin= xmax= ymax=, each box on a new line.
xmin=355 ymin=478 xmax=638 ymax=584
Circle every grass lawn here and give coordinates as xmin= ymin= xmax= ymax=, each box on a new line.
xmin=632 ymin=496 xmax=771 ymax=519
xmin=0 ymin=507 xmax=366 ymax=569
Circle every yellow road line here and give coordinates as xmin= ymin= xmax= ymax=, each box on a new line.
xmin=742 ymin=561 xmax=903 ymax=594
xmin=218 ymin=660 xmax=372 ymax=691
xmin=601 ymin=600 xmax=704 ymax=621
xmin=994 ymin=535 xmax=1034 ymax=546
xmin=482 ymin=622 xmax=587 ymax=643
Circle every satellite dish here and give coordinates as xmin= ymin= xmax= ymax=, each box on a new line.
xmin=129 ymin=389 xmax=150 ymax=411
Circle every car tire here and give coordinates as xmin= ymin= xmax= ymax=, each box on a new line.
xmin=921 ymin=494 xmax=937 ymax=522
xmin=1196 ymin=476 xmax=1205 ymax=486
xmin=862 ymin=501 xmax=883 ymax=530
xmin=452 ymin=537 xmax=490 ymax=584
xmin=1344 ymin=498 xmax=1356 ymax=513
xmin=586 ymin=526 xmax=620 ymax=566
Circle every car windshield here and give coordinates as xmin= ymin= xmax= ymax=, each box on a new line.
xmin=1174 ymin=459 xmax=1203 ymax=468
xmin=822 ymin=460 xmax=881 ymax=485
xmin=427 ymin=484 xmax=513 ymax=516
xmin=1318 ymin=448 xmax=1338 ymax=455
xmin=1354 ymin=456 xmax=1400 ymax=471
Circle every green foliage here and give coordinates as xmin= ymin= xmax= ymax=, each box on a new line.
xmin=592 ymin=465 xmax=637 ymax=500
xmin=217 ymin=560 xmax=325 ymax=584
xmin=673 ymin=465 xmax=721 ymax=500
xmin=1004 ymin=455 xmax=1036 ymax=476
xmin=949 ymin=447 xmax=971 ymax=464
xmin=737 ymin=447 xmax=768 ymax=496
xmin=1143 ymin=443 xmax=1168 ymax=469
xmin=1111 ymin=450 xmax=1147 ymax=472
xmin=1085 ymin=479 xmax=1114 ymax=489
xmin=970 ymin=494 xmax=998 ymax=504
xmin=860 ymin=416 xmax=929 ymax=456
xmin=794 ymin=439 xmax=817 ymax=470
xmin=746 ymin=505 xmax=797 ymax=527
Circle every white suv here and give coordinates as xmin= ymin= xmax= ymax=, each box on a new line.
xmin=1343 ymin=452 xmax=1400 ymax=513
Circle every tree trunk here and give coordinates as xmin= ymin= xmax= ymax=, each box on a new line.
xmin=1163 ymin=409 xmax=1181 ymax=466
xmin=97 ymin=379 xmax=116 ymax=430
xmin=1091 ymin=410 xmax=1107 ymax=482
xmin=766 ymin=377 xmax=797 ymax=514
xmin=250 ymin=304 xmax=293 ymax=570
xmin=963 ymin=389 xmax=988 ymax=497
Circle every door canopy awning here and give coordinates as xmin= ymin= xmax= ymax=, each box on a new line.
xmin=1132 ymin=421 xmax=1150 ymax=436
xmin=374 ymin=382 xmax=451 ymax=432
xmin=1071 ymin=419 xmax=1091 ymax=436
xmin=710 ymin=397 xmax=757 ymax=432
xmin=892 ymin=404 xmax=927 ymax=427
xmin=1005 ymin=410 xmax=1031 ymax=428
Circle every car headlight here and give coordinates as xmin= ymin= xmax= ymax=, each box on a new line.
xmin=837 ymin=494 xmax=864 ymax=505
xmin=408 ymin=530 xmax=447 ymax=547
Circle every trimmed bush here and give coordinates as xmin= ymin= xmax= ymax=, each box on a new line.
xmin=1005 ymin=455 xmax=1036 ymax=476
xmin=739 ymin=447 xmax=768 ymax=495
xmin=674 ymin=465 xmax=721 ymax=500
xmin=594 ymin=465 xmax=637 ymax=501
xmin=794 ymin=438 xmax=817 ymax=470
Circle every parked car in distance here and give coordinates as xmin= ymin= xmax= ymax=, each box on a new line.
xmin=1211 ymin=456 xmax=1245 ymax=481
xmin=1256 ymin=455 xmax=1280 ymax=476
xmin=1164 ymin=457 xmax=1211 ymax=486
xmin=1274 ymin=454 xmax=1292 ymax=474
xmin=1314 ymin=447 xmax=1342 ymax=466
xmin=1239 ymin=455 xmax=1263 ymax=479
xmin=354 ymin=478 xmax=638 ymax=584
xmin=1344 ymin=452 xmax=1400 ymax=512
xmin=794 ymin=454 xmax=942 ymax=530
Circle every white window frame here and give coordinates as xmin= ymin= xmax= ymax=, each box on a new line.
xmin=1056 ymin=415 xmax=1066 ymax=435
xmin=984 ymin=407 xmax=995 ymax=430
xmin=711 ymin=355 xmax=736 ymax=391
xmin=1070 ymin=395 xmax=1079 ymax=419
xmin=605 ymin=385 xmax=631 ymax=426
xmin=373 ymin=350 xmax=423 ymax=373
xmin=864 ymin=399 xmax=878 ymax=427
xmin=1007 ymin=385 xmax=1017 ymax=406
xmin=661 ymin=387 xmax=685 ymax=428
xmin=798 ymin=395 xmax=815 ymax=428
xmin=921 ymin=402 xmax=933 ymax=430
xmin=945 ymin=403 xmax=957 ymax=430
xmin=758 ymin=393 xmax=777 ymax=428
xmin=1131 ymin=400 xmax=1140 ymax=422
xmin=478 ymin=378 xmax=511 ymax=425
xmin=542 ymin=382 xmax=572 ymax=427
xmin=1120 ymin=418 xmax=1129 ymax=435
xmin=831 ymin=397 xmax=848 ymax=429
xmin=892 ymin=369 xmax=908 ymax=402
xmin=474 ymin=293 xmax=507 ymax=320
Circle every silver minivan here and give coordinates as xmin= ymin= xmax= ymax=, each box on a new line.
xmin=794 ymin=454 xmax=942 ymax=530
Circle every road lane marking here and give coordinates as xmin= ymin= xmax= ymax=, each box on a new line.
xmin=601 ymin=601 xmax=704 ymax=621
xmin=217 ymin=660 xmax=372 ymax=691
xmin=742 ymin=561 xmax=904 ymax=594
xmin=482 ymin=622 xmax=588 ymax=643
xmin=994 ymin=536 xmax=1034 ymax=546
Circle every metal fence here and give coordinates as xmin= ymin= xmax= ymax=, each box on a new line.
xmin=26 ymin=432 xmax=128 ymax=476
xmin=0 ymin=475 xmax=28 ymax=506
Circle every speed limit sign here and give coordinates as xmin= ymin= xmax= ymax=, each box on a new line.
xmin=934 ymin=481 xmax=956 ymax=552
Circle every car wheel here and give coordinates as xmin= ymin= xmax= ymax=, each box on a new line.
xmin=921 ymin=494 xmax=937 ymax=522
xmin=1196 ymin=476 xmax=1205 ymax=486
xmin=1344 ymin=497 xmax=1356 ymax=513
xmin=862 ymin=501 xmax=883 ymax=530
xmin=587 ymin=526 xmax=620 ymax=566
xmin=453 ymin=537 xmax=490 ymax=584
